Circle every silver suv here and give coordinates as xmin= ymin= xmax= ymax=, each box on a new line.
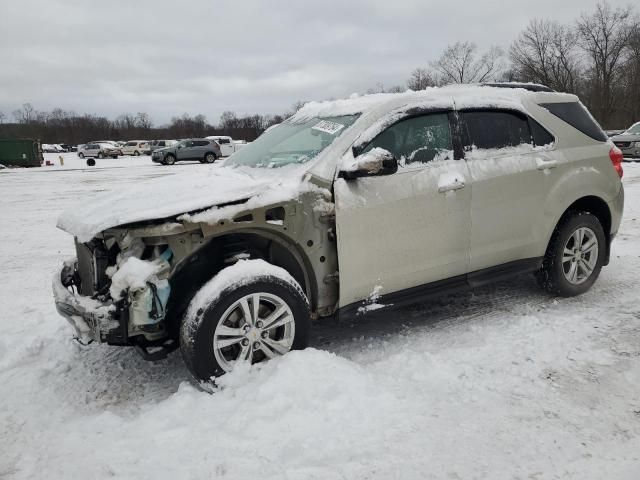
xmin=151 ymin=138 xmax=222 ymax=165
xmin=53 ymin=84 xmax=624 ymax=383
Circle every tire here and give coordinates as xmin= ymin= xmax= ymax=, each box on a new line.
xmin=86 ymin=159 xmax=96 ymax=167
xmin=204 ymin=152 xmax=217 ymax=164
xmin=180 ymin=263 xmax=311 ymax=381
xmin=537 ymin=211 xmax=606 ymax=297
xmin=134 ymin=150 xmax=140 ymax=156
xmin=163 ymin=154 xmax=176 ymax=165
xmin=97 ymin=152 xmax=104 ymax=159
xmin=78 ymin=152 xmax=85 ymax=159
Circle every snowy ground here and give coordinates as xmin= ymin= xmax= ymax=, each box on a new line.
xmin=1 ymin=153 xmax=639 ymax=479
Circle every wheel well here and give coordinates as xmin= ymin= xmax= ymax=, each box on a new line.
xmin=553 ymin=195 xmax=612 ymax=263
xmin=164 ymin=232 xmax=312 ymax=338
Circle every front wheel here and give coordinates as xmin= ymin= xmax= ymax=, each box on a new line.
xmin=97 ymin=152 xmax=104 ymax=159
xmin=78 ymin=152 xmax=85 ymax=159
xmin=180 ymin=260 xmax=311 ymax=382
xmin=133 ymin=150 xmax=140 ymax=156
xmin=163 ymin=154 xmax=176 ymax=165
xmin=537 ymin=212 xmax=606 ymax=297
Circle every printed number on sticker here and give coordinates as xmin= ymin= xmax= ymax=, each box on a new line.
xmin=312 ymin=120 xmax=345 ymax=135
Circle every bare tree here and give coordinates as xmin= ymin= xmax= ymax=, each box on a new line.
xmin=407 ymin=68 xmax=438 ymax=90
xmin=431 ymin=42 xmax=505 ymax=84
xmin=576 ymin=1 xmax=636 ymax=124
xmin=510 ymin=19 xmax=581 ymax=92
xmin=135 ymin=112 xmax=152 ymax=130
xmin=12 ymin=103 xmax=35 ymax=124
xmin=621 ymin=27 xmax=640 ymax=124
xmin=0 ymin=111 xmax=5 ymax=124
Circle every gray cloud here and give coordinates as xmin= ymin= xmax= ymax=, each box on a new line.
xmin=0 ymin=0 xmax=629 ymax=124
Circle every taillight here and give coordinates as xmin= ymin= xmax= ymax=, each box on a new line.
xmin=609 ymin=146 xmax=623 ymax=178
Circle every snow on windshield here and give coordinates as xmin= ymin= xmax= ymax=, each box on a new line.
xmin=224 ymin=115 xmax=359 ymax=169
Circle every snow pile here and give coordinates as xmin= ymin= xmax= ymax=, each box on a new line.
xmin=108 ymin=256 xmax=164 ymax=300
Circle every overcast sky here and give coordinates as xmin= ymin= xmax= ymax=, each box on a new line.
xmin=0 ymin=0 xmax=632 ymax=125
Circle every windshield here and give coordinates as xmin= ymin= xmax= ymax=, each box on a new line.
xmin=225 ymin=115 xmax=359 ymax=168
xmin=625 ymin=123 xmax=640 ymax=135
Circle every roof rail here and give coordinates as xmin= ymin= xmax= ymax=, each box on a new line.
xmin=480 ymin=82 xmax=555 ymax=93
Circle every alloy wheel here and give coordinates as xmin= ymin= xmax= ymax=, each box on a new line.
xmin=212 ymin=292 xmax=295 ymax=371
xmin=562 ymin=226 xmax=599 ymax=285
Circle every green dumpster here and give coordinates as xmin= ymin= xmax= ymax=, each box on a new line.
xmin=0 ymin=139 xmax=43 ymax=167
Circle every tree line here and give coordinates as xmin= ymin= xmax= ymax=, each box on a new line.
xmin=0 ymin=1 xmax=638 ymax=145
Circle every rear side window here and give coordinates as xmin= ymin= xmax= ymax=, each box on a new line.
xmin=217 ymin=138 xmax=231 ymax=144
xmin=461 ymin=110 xmax=532 ymax=150
xmin=539 ymin=102 xmax=607 ymax=142
xmin=193 ymin=140 xmax=209 ymax=147
xmin=529 ymin=118 xmax=555 ymax=147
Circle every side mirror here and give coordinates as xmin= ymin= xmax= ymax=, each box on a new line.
xmin=339 ymin=148 xmax=398 ymax=180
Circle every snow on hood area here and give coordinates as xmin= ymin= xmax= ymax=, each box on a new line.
xmin=56 ymin=166 xmax=303 ymax=242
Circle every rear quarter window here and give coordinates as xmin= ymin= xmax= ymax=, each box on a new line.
xmin=529 ymin=118 xmax=555 ymax=147
xmin=539 ymin=102 xmax=607 ymax=142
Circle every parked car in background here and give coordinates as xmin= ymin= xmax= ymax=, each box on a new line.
xmin=53 ymin=83 xmax=624 ymax=382
xmin=78 ymin=142 xmax=121 ymax=159
xmin=611 ymin=122 xmax=640 ymax=159
xmin=149 ymin=139 xmax=178 ymax=153
xmin=151 ymin=138 xmax=222 ymax=165
xmin=605 ymin=129 xmax=625 ymax=138
xmin=121 ymin=140 xmax=150 ymax=156
xmin=205 ymin=135 xmax=248 ymax=157
xmin=42 ymin=144 xmax=59 ymax=153
xmin=59 ymin=144 xmax=77 ymax=152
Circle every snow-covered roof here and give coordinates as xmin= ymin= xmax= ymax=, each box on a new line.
xmin=291 ymin=84 xmax=573 ymax=122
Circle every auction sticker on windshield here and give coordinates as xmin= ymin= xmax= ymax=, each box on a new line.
xmin=312 ymin=120 xmax=345 ymax=135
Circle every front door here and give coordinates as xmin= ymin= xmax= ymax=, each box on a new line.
xmin=177 ymin=141 xmax=193 ymax=160
xmin=334 ymin=111 xmax=472 ymax=308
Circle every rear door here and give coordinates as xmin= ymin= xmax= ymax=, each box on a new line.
xmin=334 ymin=110 xmax=472 ymax=308
xmin=460 ymin=109 xmax=553 ymax=272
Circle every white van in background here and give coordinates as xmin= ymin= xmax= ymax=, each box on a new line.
xmin=205 ymin=136 xmax=248 ymax=157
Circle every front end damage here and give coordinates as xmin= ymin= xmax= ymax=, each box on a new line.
xmin=53 ymin=181 xmax=341 ymax=360
xmin=53 ymin=230 xmax=181 ymax=359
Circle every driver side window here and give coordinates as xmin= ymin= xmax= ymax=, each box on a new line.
xmin=363 ymin=113 xmax=453 ymax=165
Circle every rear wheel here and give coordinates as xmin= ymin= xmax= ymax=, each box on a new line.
xmin=163 ymin=154 xmax=176 ymax=165
xmin=204 ymin=152 xmax=217 ymax=164
xmin=180 ymin=261 xmax=311 ymax=382
xmin=97 ymin=152 xmax=104 ymax=159
xmin=537 ymin=212 xmax=606 ymax=297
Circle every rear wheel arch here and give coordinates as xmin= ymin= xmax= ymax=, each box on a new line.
xmin=545 ymin=195 xmax=612 ymax=263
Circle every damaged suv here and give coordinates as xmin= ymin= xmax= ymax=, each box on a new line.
xmin=53 ymin=83 xmax=624 ymax=382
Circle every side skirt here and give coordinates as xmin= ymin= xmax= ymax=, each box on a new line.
xmin=337 ymin=257 xmax=543 ymax=321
